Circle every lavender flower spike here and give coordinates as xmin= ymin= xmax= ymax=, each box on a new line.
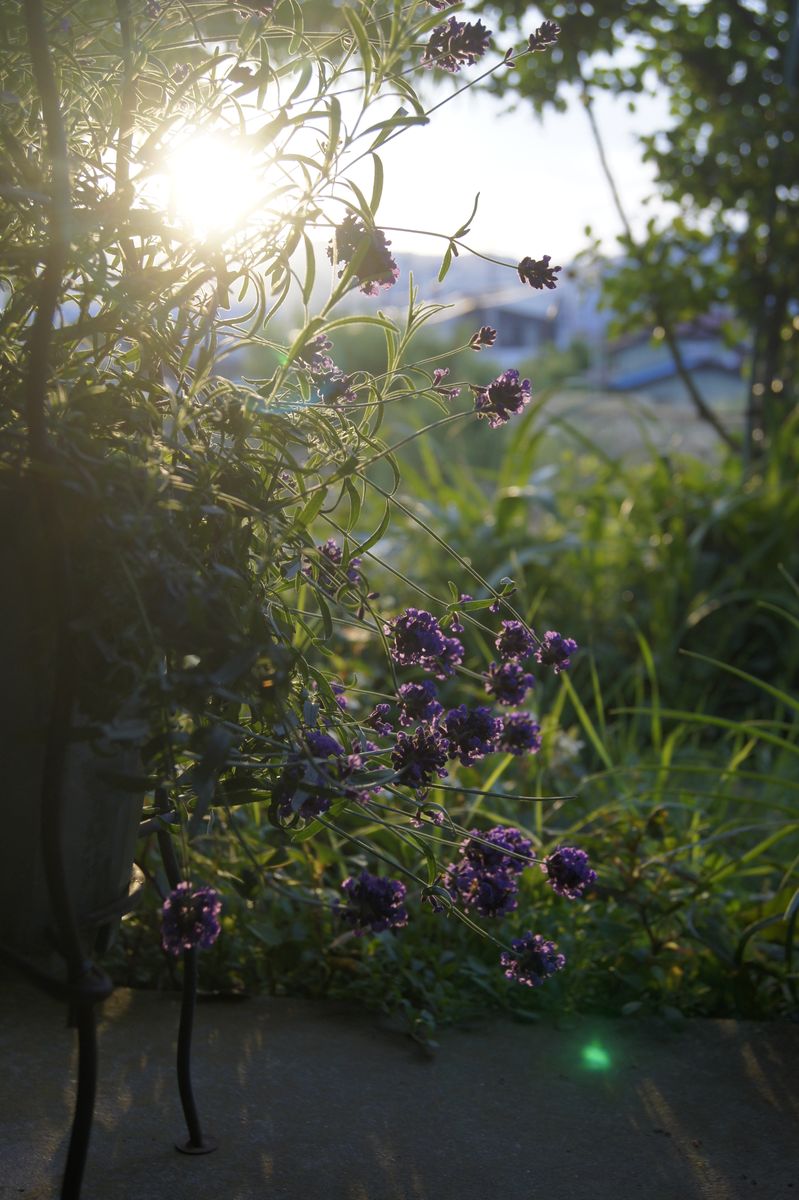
xmin=498 ymin=711 xmax=542 ymax=756
xmin=339 ymin=870 xmax=408 ymax=935
xmin=483 ymin=660 xmax=535 ymax=706
xmin=517 ymin=255 xmax=561 ymax=291
xmin=421 ymin=17 xmax=492 ymax=73
xmin=328 ymin=214 xmax=399 ymax=296
xmin=392 ymin=724 xmax=450 ymax=791
xmin=500 ymin=932 xmax=566 ymax=987
xmin=161 ymin=883 xmax=222 ymax=956
xmin=469 ymin=325 xmax=497 ymax=351
xmin=386 ymin=608 xmax=463 ymax=679
xmin=528 ymin=21 xmax=561 ymax=52
xmin=444 ymin=704 xmax=502 ymax=767
xmin=535 ymin=630 xmax=579 ymax=674
xmin=397 ymin=680 xmax=442 ymax=727
xmin=474 ymin=369 xmax=532 ymax=428
xmin=495 ymin=619 xmax=535 ymax=662
xmin=542 ymin=847 xmax=597 ymax=899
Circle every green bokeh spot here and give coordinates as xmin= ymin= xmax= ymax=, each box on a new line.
xmin=582 ymin=1041 xmax=612 ymax=1071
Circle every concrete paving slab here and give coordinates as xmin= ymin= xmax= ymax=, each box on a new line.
xmin=0 ymin=971 xmax=797 ymax=1200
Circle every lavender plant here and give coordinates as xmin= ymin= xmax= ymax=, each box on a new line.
xmin=1 ymin=0 xmax=592 ymax=992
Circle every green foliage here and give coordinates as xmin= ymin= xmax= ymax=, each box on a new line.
xmin=5 ymin=0 xmax=612 ymax=1018
xmin=8 ymin=1 xmax=797 ymax=1038
xmin=476 ymin=0 xmax=799 ymax=442
xmin=112 ymin=409 xmax=799 ymax=1036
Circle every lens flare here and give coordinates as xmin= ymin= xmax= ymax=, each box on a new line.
xmin=581 ymin=1041 xmax=612 ymax=1071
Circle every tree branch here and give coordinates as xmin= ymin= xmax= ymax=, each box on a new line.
xmin=580 ymin=86 xmax=739 ymax=453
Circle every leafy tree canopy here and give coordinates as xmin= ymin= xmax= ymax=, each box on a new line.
xmin=476 ymin=0 xmax=799 ymax=446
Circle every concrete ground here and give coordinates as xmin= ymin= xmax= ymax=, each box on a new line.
xmin=0 ymin=971 xmax=797 ymax=1200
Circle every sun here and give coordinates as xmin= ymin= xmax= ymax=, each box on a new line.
xmin=165 ymin=132 xmax=265 ymax=240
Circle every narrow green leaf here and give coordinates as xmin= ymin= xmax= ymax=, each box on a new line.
xmin=326 ymin=96 xmax=341 ymax=167
xmin=317 ymin=590 xmax=333 ymax=640
xmin=560 ymin=673 xmax=614 ymax=771
xmin=453 ymin=192 xmax=480 ymax=238
xmin=369 ymin=152 xmax=384 ymax=214
xmin=679 ymin=648 xmax=799 ymax=716
xmin=301 ymin=235 xmax=316 ymax=306
xmin=734 ymin=913 xmax=783 ymax=965
xmin=288 ymin=57 xmax=313 ymax=102
xmin=297 ymin=489 xmax=326 ymax=530
xmin=344 ymin=6 xmax=373 ymax=93
xmin=343 ymin=477 xmax=362 ymax=531
xmin=356 ymin=500 xmax=391 ymax=556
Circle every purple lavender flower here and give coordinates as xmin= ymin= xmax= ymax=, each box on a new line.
xmin=459 ymin=826 xmax=533 ymax=875
xmin=391 ymin=724 xmax=449 ymax=791
xmin=437 ymin=634 xmax=465 ymax=678
xmin=297 ymin=333 xmax=335 ymax=375
xmin=501 ymin=932 xmax=566 ymax=987
xmin=304 ymin=728 xmax=345 ymax=756
xmin=541 ymin=846 xmax=597 ymax=899
xmin=318 ymin=368 xmax=357 ymax=405
xmin=331 ymin=682 xmax=347 ymax=710
xmin=535 ymin=630 xmax=578 ymax=674
xmin=474 ymin=369 xmax=532 ymax=428
xmin=339 ymin=870 xmax=408 ymax=935
xmin=444 ymin=826 xmax=533 ymax=920
xmin=161 ymin=883 xmax=222 ymax=956
xmin=274 ymin=730 xmax=359 ymax=821
xmin=484 ymin=660 xmax=535 ymax=706
xmin=387 ymin=609 xmax=443 ymax=671
xmin=366 ymin=703 xmax=393 ymax=736
xmin=445 ymin=862 xmax=519 ymax=918
xmin=421 ymin=17 xmax=492 ymax=73
xmin=449 ymin=592 xmax=472 ymax=635
xmin=397 ymin=680 xmax=443 ymax=727
xmin=469 ymin=325 xmax=497 ymax=351
xmin=296 ymin=335 xmax=359 ymax=404
xmin=386 ymin=609 xmax=463 ymax=679
xmin=313 ymin=538 xmax=362 ymax=587
xmin=517 ymin=255 xmax=561 ymax=291
xmin=495 ymin=619 xmax=535 ymax=662
xmin=527 ymin=20 xmax=561 ymax=51
xmin=498 ymin=712 xmax=542 ymax=756
xmin=328 ymin=214 xmax=399 ymax=296
xmin=431 ymin=367 xmax=460 ymax=399
xmin=444 ymin=705 xmax=502 ymax=767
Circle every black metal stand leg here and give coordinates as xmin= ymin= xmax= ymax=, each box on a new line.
xmin=61 ymin=1000 xmax=99 ymax=1199
xmin=156 ymin=801 xmax=217 ymax=1155
xmin=174 ymin=947 xmax=216 ymax=1154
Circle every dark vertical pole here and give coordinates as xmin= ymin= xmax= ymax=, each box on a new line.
xmin=61 ymin=996 xmax=98 ymax=1198
xmin=23 ymin=4 xmax=113 ymax=1197
xmin=156 ymin=793 xmax=216 ymax=1154
xmin=176 ymin=948 xmax=209 ymax=1151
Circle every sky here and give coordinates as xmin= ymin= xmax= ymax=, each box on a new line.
xmin=371 ymin=79 xmax=673 ymax=265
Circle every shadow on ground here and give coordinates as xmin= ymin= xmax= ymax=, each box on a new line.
xmin=1 ymin=972 xmax=797 ymax=1200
